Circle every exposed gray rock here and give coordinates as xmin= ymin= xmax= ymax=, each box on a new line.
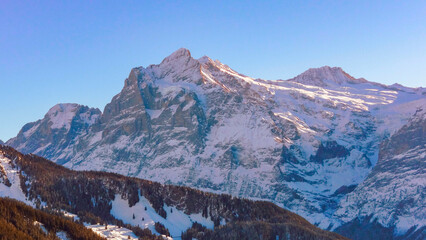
xmin=7 ymin=103 xmax=101 ymax=165
xmin=334 ymin=108 xmax=426 ymax=239
xmin=311 ymin=141 xmax=350 ymax=164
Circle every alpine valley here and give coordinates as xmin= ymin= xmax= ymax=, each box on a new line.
xmin=5 ymin=49 xmax=426 ymax=239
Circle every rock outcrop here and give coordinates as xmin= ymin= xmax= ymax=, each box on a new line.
xmin=334 ymin=109 xmax=426 ymax=240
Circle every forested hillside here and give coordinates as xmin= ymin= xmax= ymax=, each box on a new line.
xmin=0 ymin=145 xmax=346 ymax=240
xmin=0 ymin=197 xmax=105 ymax=240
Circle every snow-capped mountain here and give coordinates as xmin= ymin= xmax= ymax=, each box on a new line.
xmin=288 ymin=66 xmax=369 ymax=87
xmin=0 ymin=145 xmax=346 ymax=240
xmin=7 ymin=48 xmax=426 ymax=239
xmin=8 ymin=103 xmax=101 ymax=165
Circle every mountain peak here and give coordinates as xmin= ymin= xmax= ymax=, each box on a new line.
xmin=289 ymin=66 xmax=367 ymax=87
xmin=198 ymin=55 xmax=213 ymax=64
xmin=44 ymin=103 xmax=100 ymax=131
xmin=146 ymin=48 xmax=203 ymax=84
xmin=160 ymin=48 xmax=192 ymax=64
xmin=47 ymin=103 xmax=80 ymax=116
xmin=46 ymin=103 xmax=82 ymax=130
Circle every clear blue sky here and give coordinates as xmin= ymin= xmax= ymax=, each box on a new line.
xmin=1 ymin=0 xmax=425 ymax=141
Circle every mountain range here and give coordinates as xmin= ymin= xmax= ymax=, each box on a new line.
xmin=5 ymin=48 xmax=426 ymax=239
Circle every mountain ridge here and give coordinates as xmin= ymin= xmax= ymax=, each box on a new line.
xmin=6 ymin=48 xmax=426 ymax=239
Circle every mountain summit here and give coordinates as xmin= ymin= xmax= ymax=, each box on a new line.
xmin=288 ymin=66 xmax=368 ymax=87
xmin=161 ymin=48 xmax=192 ymax=62
xmin=7 ymin=49 xmax=426 ymax=240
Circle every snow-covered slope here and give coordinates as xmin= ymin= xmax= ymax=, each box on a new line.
xmin=7 ymin=103 xmax=101 ymax=165
xmin=0 ymin=145 xmax=346 ymax=240
xmin=111 ymin=194 xmax=214 ymax=238
xmin=7 ymin=48 xmax=426 ymax=239
xmin=85 ymin=224 xmax=141 ymax=240
xmin=0 ymin=155 xmax=31 ymax=205
xmin=334 ymin=108 xmax=426 ymax=239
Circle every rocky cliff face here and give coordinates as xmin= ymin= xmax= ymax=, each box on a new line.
xmin=333 ymin=109 xmax=426 ymax=240
xmin=7 ymin=49 xmax=426 ymax=239
xmin=7 ymin=103 xmax=101 ymax=165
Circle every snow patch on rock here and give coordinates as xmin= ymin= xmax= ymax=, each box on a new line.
xmin=47 ymin=104 xmax=80 ymax=130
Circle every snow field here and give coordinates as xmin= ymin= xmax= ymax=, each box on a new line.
xmin=111 ymin=194 xmax=214 ymax=239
